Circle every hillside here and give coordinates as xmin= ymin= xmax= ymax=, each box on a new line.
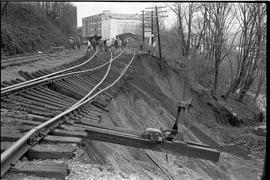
xmin=98 ymin=54 xmax=265 ymax=179
xmin=74 ymin=54 xmax=264 ymax=179
xmin=1 ymin=2 xmax=67 ymax=56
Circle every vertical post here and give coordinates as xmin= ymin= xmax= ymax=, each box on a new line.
xmin=174 ymin=106 xmax=182 ymax=129
xmin=151 ymin=10 xmax=154 ymax=45
xmin=155 ymin=6 xmax=163 ymax=70
xmin=142 ymin=10 xmax=145 ymax=44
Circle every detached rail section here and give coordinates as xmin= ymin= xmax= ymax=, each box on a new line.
xmin=1 ymin=50 xmax=135 ymax=177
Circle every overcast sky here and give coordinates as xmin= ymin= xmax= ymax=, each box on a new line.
xmin=72 ymin=2 xmax=176 ymax=29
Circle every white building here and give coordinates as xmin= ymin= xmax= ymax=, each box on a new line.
xmin=82 ymin=10 xmax=141 ymax=40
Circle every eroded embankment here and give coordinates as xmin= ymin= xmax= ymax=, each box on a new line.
xmin=85 ymin=54 xmax=263 ymax=180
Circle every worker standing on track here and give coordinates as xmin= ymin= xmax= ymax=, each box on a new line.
xmin=103 ymin=39 xmax=107 ymax=52
xmin=71 ymin=37 xmax=75 ymax=50
xmin=122 ymin=40 xmax=126 ymax=49
xmin=92 ymin=39 xmax=97 ymax=51
xmin=114 ymin=39 xmax=118 ymax=52
xmin=76 ymin=37 xmax=81 ymax=50
xmin=152 ymin=37 xmax=157 ymax=55
xmin=87 ymin=38 xmax=92 ymax=53
xmin=68 ymin=37 xmax=73 ymax=50
xmin=106 ymin=39 xmax=110 ymax=51
xmin=139 ymin=40 xmax=143 ymax=51
xmin=92 ymin=39 xmax=96 ymax=52
xmin=118 ymin=38 xmax=122 ymax=50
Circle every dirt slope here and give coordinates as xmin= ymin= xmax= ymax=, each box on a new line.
xmin=80 ymin=53 xmax=264 ymax=180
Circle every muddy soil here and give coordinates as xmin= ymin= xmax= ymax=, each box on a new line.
xmin=90 ymin=53 xmax=264 ymax=180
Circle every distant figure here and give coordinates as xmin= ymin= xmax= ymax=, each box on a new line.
xmin=71 ymin=37 xmax=75 ymax=50
xmin=76 ymin=37 xmax=81 ymax=50
xmin=103 ymin=39 xmax=107 ymax=51
xmin=106 ymin=39 xmax=111 ymax=51
xmin=114 ymin=39 xmax=118 ymax=52
xmin=68 ymin=37 xmax=73 ymax=50
xmin=118 ymin=39 xmax=122 ymax=50
xmin=69 ymin=37 xmax=76 ymax=50
xmin=92 ymin=39 xmax=96 ymax=51
xmin=152 ymin=38 xmax=157 ymax=55
xmin=123 ymin=40 xmax=127 ymax=48
xmin=99 ymin=40 xmax=103 ymax=52
xmin=140 ymin=40 xmax=143 ymax=50
xmin=87 ymin=39 xmax=92 ymax=53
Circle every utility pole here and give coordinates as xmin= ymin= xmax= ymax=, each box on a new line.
xmin=151 ymin=10 xmax=154 ymax=45
xmin=155 ymin=5 xmax=162 ymax=60
xmin=145 ymin=5 xmax=167 ymax=71
xmin=142 ymin=10 xmax=145 ymax=43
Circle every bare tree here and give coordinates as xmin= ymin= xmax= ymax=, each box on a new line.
xmin=237 ymin=4 xmax=266 ymax=100
xmin=166 ymin=3 xmax=198 ymax=56
xmin=201 ymin=3 xmax=235 ymax=95
xmin=224 ymin=3 xmax=266 ymax=100
xmin=253 ymin=66 xmax=265 ymax=102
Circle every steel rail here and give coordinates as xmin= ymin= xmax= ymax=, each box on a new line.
xmin=1 ymin=50 xmax=124 ymax=96
xmin=70 ymin=53 xmax=114 ymax=108
xmin=145 ymin=152 xmax=175 ymax=180
xmin=1 ymin=50 xmax=98 ymax=93
xmin=1 ymin=51 xmax=135 ymax=177
xmin=1 ymin=52 xmax=46 ymax=61
xmin=1 ymin=54 xmax=46 ymax=64
xmin=0 ymin=50 xmax=113 ymax=177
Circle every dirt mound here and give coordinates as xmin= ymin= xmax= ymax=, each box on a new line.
xmin=1 ymin=2 xmax=67 ymax=56
xmin=88 ymin=53 xmax=265 ymax=179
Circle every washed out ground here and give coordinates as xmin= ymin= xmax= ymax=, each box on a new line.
xmin=1 ymin=50 xmax=265 ymax=180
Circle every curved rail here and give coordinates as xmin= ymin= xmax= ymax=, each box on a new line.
xmin=1 ymin=51 xmax=136 ymax=176
xmin=1 ymin=50 xmax=98 ymax=93
xmin=1 ymin=50 xmax=125 ymax=96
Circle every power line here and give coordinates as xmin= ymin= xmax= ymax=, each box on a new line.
xmin=159 ymin=32 xmax=266 ymax=50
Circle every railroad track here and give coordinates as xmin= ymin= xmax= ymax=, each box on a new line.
xmin=1 ymin=47 xmax=64 ymax=68
xmin=1 ymin=50 xmax=98 ymax=95
xmin=1 ymin=49 xmax=136 ymax=179
xmin=1 ymin=53 xmax=46 ymax=68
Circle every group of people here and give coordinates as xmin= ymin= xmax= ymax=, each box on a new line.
xmin=68 ymin=37 xmax=81 ymax=50
xmin=113 ymin=37 xmax=127 ymax=52
xmin=87 ymin=38 xmax=97 ymax=53
xmin=67 ymin=36 xmax=130 ymax=53
xmin=86 ymin=37 xmax=127 ymax=54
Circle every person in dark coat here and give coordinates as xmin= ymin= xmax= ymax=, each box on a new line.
xmin=104 ymin=39 xmax=107 ymax=52
xmin=76 ymin=37 xmax=81 ymax=50
xmin=92 ymin=39 xmax=96 ymax=51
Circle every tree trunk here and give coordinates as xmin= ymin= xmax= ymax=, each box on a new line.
xmin=238 ymin=76 xmax=254 ymax=101
xmin=1 ymin=2 xmax=8 ymax=17
xmin=212 ymin=59 xmax=219 ymax=96
xmin=186 ymin=4 xmax=193 ymax=56
xmin=177 ymin=3 xmax=189 ymax=56
xmin=253 ymin=71 xmax=265 ymax=102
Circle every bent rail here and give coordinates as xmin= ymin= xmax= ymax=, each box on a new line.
xmin=1 ymin=50 xmax=98 ymax=94
xmin=1 ymin=50 xmax=125 ymax=96
xmin=0 ymin=50 xmax=135 ymax=177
